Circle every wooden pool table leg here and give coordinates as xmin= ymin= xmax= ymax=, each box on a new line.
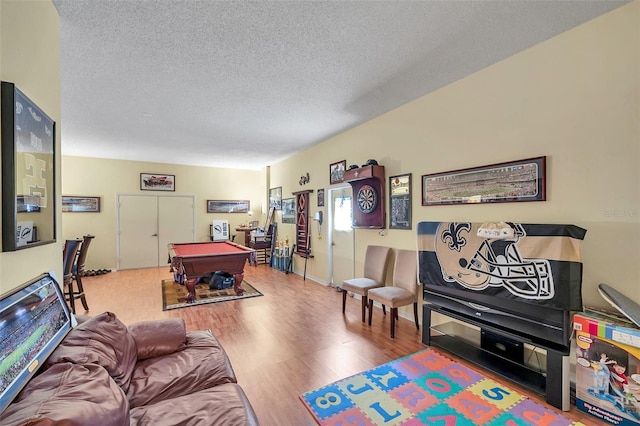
xmin=185 ymin=278 xmax=197 ymax=303
xmin=233 ymin=273 xmax=245 ymax=295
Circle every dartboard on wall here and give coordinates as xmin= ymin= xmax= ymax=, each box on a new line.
xmin=357 ymin=184 xmax=378 ymax=213
xmin=343 ymin=164 xmax=385 ymax=228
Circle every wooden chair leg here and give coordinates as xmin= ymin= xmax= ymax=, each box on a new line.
xmin=76 ymin=276 xmax=89 ymax=311
xmin=368 ymin=299 xmax=374 ymax=325
xmin=413 ymin=302 xmax=420 ymax=330
xmin=361 ymin=296 xmax=367 ymax=322
xmin=66 ymin=283 xmax=76 ymax=314
xmin=390 ymin=307 xmax=397 ymax=338
xmin=342 ymin=290 xmax=347 ymax=313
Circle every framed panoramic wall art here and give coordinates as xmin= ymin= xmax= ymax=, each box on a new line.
xmin=62 ymin=196 xmax=101 ymax=213
xmin=422 ymin=156 xmax=546 ymax=206
xmin=206 ymin=200 xmax=250 ymax=213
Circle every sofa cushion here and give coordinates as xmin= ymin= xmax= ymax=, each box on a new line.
xmin=0 ymin=363 xmax=129 ymax=426
xmin=127 ymin=330 xmax=237 ymax=407
xmin=128 ymin=318 xmax=187 ymax=360
xmin=45 ymin=312 xmax=137 ymax=392
xmin=130 ymin=383 xmax=259 ymax=426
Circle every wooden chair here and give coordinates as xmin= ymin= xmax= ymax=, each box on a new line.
xmin=71 ymin=234 xmax=95 ymax=312
xmin=341 ymin=245 xmax=392 ymax=322
xmin=367 ymin=249 xmax=420 ymax=338
xmin=250 ymin=222 xmax=277 ymax=265
xmin=62 ymin=239 xmax=82 ymax=314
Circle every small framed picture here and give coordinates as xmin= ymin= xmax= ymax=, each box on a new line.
xmin=317 ymin=188 xmax=325 ymax=207
xmin=329 ymin=160 xmax=346 ymax=184
xmin=282 ymin=198 xmax=295 ymax=223
xmin=269 ymin=187 xmax=282 ymax=210
xmin=140 ymin=173 xmax=175 ymax=191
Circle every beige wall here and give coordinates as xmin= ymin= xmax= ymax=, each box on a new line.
xmin=0 ymin=0 xmax=61 ymax=294
xmin=5 ymin=1 xmax=637 ymax=316
xmin=61 ymin=156 xmax=265 ymax=270
xmin=271 ymin=1 xmax=640 ymax=311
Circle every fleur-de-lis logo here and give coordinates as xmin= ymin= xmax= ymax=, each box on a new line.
xmin=441 ymin=222 xmax=471 ymax=252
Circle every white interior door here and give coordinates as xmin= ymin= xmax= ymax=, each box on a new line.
xmin=117 ymin=194 xmax=195 ymax=270
xmin=329 ymin=186 xmax=354 ymax=286
xmin=157 ymin=196 xmax=195 ymax=262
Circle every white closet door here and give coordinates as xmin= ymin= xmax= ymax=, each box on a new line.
xmin=117 ymin=195 xmax=195 ymax=270
xmin=157 ymin=196 xmax=195 ymax=263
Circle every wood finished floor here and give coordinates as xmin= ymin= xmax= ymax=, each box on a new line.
xmin=78 ymin=265 xmax=602 ymax=425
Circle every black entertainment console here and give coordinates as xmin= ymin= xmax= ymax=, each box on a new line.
xmin=416 ymin=220 xmax=586 ymax=412
xmin=422 ymin=303 xmax=571 ymax=411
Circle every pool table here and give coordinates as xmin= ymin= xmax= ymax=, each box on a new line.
xmin=168 ymin=241 xmax=256 ymax=302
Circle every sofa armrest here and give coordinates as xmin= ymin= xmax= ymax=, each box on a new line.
xmin=128 ymin=318 xmax=187 ymax=360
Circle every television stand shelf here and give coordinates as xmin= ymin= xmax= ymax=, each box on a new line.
xmin=422 ymin=304 xmax=571 ymax=411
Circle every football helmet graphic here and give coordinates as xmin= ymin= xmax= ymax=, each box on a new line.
xmin=434 ymin=222 xmax=554 ymax=300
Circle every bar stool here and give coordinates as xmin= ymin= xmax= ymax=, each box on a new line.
xmin=62 ymin=239 xmax=82 ymax=313
xmin=72 ymin=234 xmax=95 ymax=312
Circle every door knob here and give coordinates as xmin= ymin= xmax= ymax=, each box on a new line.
xmin=152 ymin=233 xmax=158 ymax=237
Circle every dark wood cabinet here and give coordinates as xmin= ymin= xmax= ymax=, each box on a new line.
xmin=292 ymin=189 xmax=313 ymax=257
xmin=343 ymin=165 xmax=385 ymax=228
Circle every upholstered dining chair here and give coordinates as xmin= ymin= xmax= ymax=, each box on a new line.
xmin=72 ymin=234 xmax=95 ymax=312
xmin=367 ymin=249 xmax=420 ymax=338
xmin=62 ymin=239 xmax=82 ymax=314
xmin=341 ymin=245 xmax=392 ymax=322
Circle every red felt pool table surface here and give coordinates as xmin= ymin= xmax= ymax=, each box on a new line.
xmin=170 ymin=241 xmax=252 ymax=257
xmin=168 ymin=241 xmax=256 ymax=299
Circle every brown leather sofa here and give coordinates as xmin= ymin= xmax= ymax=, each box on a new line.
xmin=0 ymin=312 xmax=259 ymax=426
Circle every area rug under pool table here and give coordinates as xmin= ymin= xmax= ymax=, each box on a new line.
xmin=301 ymin=348 xmax=585 ymax=425
xmin=161 ymin=278 xmax=262 ymax=310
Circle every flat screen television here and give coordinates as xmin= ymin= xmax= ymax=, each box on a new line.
xmin=0 ymin=272 xmax=72 ymax=414
xmin=417 ymin=221 xmax=587 ymax=348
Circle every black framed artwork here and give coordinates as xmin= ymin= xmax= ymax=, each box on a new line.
xmin=1 ymin=82 xmax=56 ymax=251
xmin=389 ymin=173 xmax=411 ymax=229
xmin=317 ymin=188 xmax=325 ymax=207
xmin=329 ymin=160 xmax=346 ymax=184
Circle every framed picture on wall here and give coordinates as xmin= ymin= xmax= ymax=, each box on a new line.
xmin=206 ymin=200 xmax=250 ymax=213
xmin=317 ymin=188 xmax=325 ymax=207
xmin=329 ymin=160 xmax=346 ymax=184
xmin=422 ymin=156 xmax=546 ymax=206
xmin=282 ymin=198 xmax=295 ymax=223
xmin=269 ymin=187 xmax=282 ymax=210
xmin=61 ymin=196 xmax=101 ymax=213
xmin=140 ymin=173 xmax=175 ymax=191
xmin=389 ymin=173 xmax=411 ymax=229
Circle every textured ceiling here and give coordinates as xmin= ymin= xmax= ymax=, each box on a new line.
xmin=53 ymin=0 xmax=628 ymax=170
